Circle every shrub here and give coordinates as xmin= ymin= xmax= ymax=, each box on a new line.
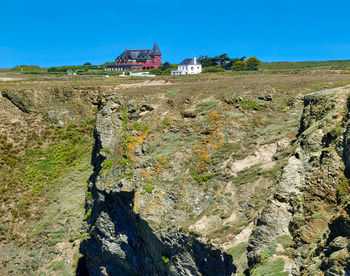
xmin=328 ymin=125 xmax=343 ymax=139
xmin=232 ymin=61 xmax=247 ymax=71
xmin=144 ymin=184 xmax=155 ymax=193
xmin=162 ymin=256 xmax=170 ymax=263
xmin=202 ymin=66 xmax=226 ymax=73
xmin=163 ymin=118 xmax=170 ymax=127
xmin=245 ymin=56 xmax=261 ymax=71
xmin=118 ymin=157 xmax=129 ymax=166
xmin=192 ymin=172 xmax=215 ymax=184
xmin=102 ymin=160 xmax=113 ymax=170
xmin=239 ymin=98 xmax=260 ymax=110
xmin=82 ymin=209 xmax=92 ymax=221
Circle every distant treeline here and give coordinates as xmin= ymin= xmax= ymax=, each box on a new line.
xmin=199 ymin=54 xmax=261 ymax=71
xmin=47 ymin=65 xmax=102 ymax=73
xmin=11 ymin=65 xmax=42 ymax=72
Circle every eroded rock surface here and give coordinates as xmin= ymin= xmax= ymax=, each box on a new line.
xmin=80 ymin=94 xmax=237 ymax=275
xmin=247 ymin=87 xmax=350 ymax=275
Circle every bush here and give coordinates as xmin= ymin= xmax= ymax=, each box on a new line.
xmin=239 ymin=98 xmax=260 ymax=110
xmin=192 ymin=172 xmax=215 ymax=184
xmin=245 ymin=56 xmax=261 ymax=71
xmin=144 ymin=184 xmax=155 ymax=193
xmin=149 ymin=63 xmax=177 ymax=75
xmin=202 ymin=66 xmax=225 ymax=73
xmin=232 ymin=61 xmax=247 ymax=71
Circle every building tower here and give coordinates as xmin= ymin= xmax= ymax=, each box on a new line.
xmin=151 ymin=43 xmax=162 ymax=67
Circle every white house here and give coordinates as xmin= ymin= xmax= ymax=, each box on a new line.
xmin=171 ymin=58 xmax=202 ymax=75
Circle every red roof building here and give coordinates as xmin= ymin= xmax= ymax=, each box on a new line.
xmin=106 ymin=43 xmax=162 ymax=71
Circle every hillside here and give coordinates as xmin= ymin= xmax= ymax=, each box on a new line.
xmin=1 ymin=69 xmax=350 ymax=275
xmin=261 ymin=60 xmax=350 ymax=71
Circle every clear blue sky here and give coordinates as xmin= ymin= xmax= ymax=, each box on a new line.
xmin=1 ymin=0 xmax=350 ymax=68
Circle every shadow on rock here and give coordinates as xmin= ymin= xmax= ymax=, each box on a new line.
xmin=78 ymin=188 xmax=236 ymax=276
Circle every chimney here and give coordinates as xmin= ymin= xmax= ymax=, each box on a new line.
xmin=194 ymin=57 xmax=197 ymax=65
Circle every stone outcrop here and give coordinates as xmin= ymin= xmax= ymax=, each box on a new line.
xmin=247 ymin=87 xmax=350 ymax=275
xmin=79 ymin=94 xmax=236 ymax=276
xmin=2 ymin=87 xmax=98 ymax=125
xmin=79 ymin=86 xmax=350 ymax=275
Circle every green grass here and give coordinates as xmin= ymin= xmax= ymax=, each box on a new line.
xmin=143 ymin=184 xmax=155 ymax=193
xmin=102 ymin=159 xmax=113 ymax=174
xmin=261 ymin=162 xmax=287 ymax=181
xmin=276 ymin=234 xmax=293 ymax=249
xmin=0 ymin=118 xmax=94 ymax=228
xmin=82 ymin=208 xmax=92 ymax=221
xmin=195 ymin=101 xmax=219 ymax=113
xmin=227 ymin=242 xmax=248 ymax=260
xmin=238 ymin=98 xmax=260 ymax=111
xmin=162 ymin=256 xmax=170 ymax=263
xmin=312 ymin=212 xmax=326 ymax=220
xmin=261 ymin=60 xmax=350 ymax=71
xmin=192 ymin=172 xmax=215 ymax=184
xmin=29 ymin=221 xmax=49 ymax=237
xmin=230 ymin=112 xmax=245 ymax=119
xmin=166 ymin=89 xmax=181 ymax=97
xmin=251 ymin=259 xmax=287 ymax=276
xmin=302 ymin=120 xmax=319 ymax=136
xmin=232 ymin=164 xmax=262 ymax=186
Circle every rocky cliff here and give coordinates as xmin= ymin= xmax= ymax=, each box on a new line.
xmin=79 ymin=94 xmax=236 ymax=275
xmin=2 ymin=73 xmax=350 ymax=275
xmin=80 ymin=86 xmax=350 ymax=276
xmin=247 ymin=86 xmax=350 ymax=275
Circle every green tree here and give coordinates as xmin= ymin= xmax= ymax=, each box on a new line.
xmin=232 ymin=61 xmax=247 ymax=71
xmin=159 ymin=61 xmax=171 ymax=71
xmin=245 ymin=56 xmax=261 ymax=71
xmin=198 ymin=55 xmax=246 ymax=69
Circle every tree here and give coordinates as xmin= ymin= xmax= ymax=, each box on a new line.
xmin=84 ymin=62 xmax=92 ymax=66
xmin=159 ymin=62 xmax=171 ymax=71
xmin=245 ymin=56 xmax=261 ymax=71
xmin=198 ymin=54 xmax=246 ymax=69
xmin=232 ymin=61 xmax=247 ymax=71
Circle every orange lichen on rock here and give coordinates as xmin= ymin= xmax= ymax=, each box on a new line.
xmin=141 ymin=170 xmax=148 ymax=178
xmin=133 ymin=192 xmax=141 ymax=212
xmin=126 ymin=130 xmax=149 ymax=157
xmin=192 ymin=111 xmax=226 ymax=172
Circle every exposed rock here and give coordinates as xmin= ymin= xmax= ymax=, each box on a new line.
xmin=182 ymin=109 xmax=197 ymax=118
xmin=258 ymin=94 xmax=273 ymax=101
xmin=79 ymin=94 xmax=236 ymax=275
xmin=247 ymin=86 xmax=350 ymax=275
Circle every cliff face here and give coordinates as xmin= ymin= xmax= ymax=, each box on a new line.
xmin=0 ymin=86 xmax=99 ymax=275
xmin=3 ymin=73 xmax=350 ymax=275
xmin=247 ymin=87 xmax=350 ymax=275
xmin=80 ymin=86 xmax=350 ymax=275
xmin=79 ymin=94 xmax=236 ymax=275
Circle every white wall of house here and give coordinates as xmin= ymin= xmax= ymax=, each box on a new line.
xmin=171 ymin=58 xmax=202 ymax=75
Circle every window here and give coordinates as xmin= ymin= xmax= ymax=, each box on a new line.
xmin=191 ymin=67 xmax=194 ymax=70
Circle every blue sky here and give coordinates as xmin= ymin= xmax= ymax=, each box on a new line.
xmin=1 ymin=0 xmax=350 ymax=68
